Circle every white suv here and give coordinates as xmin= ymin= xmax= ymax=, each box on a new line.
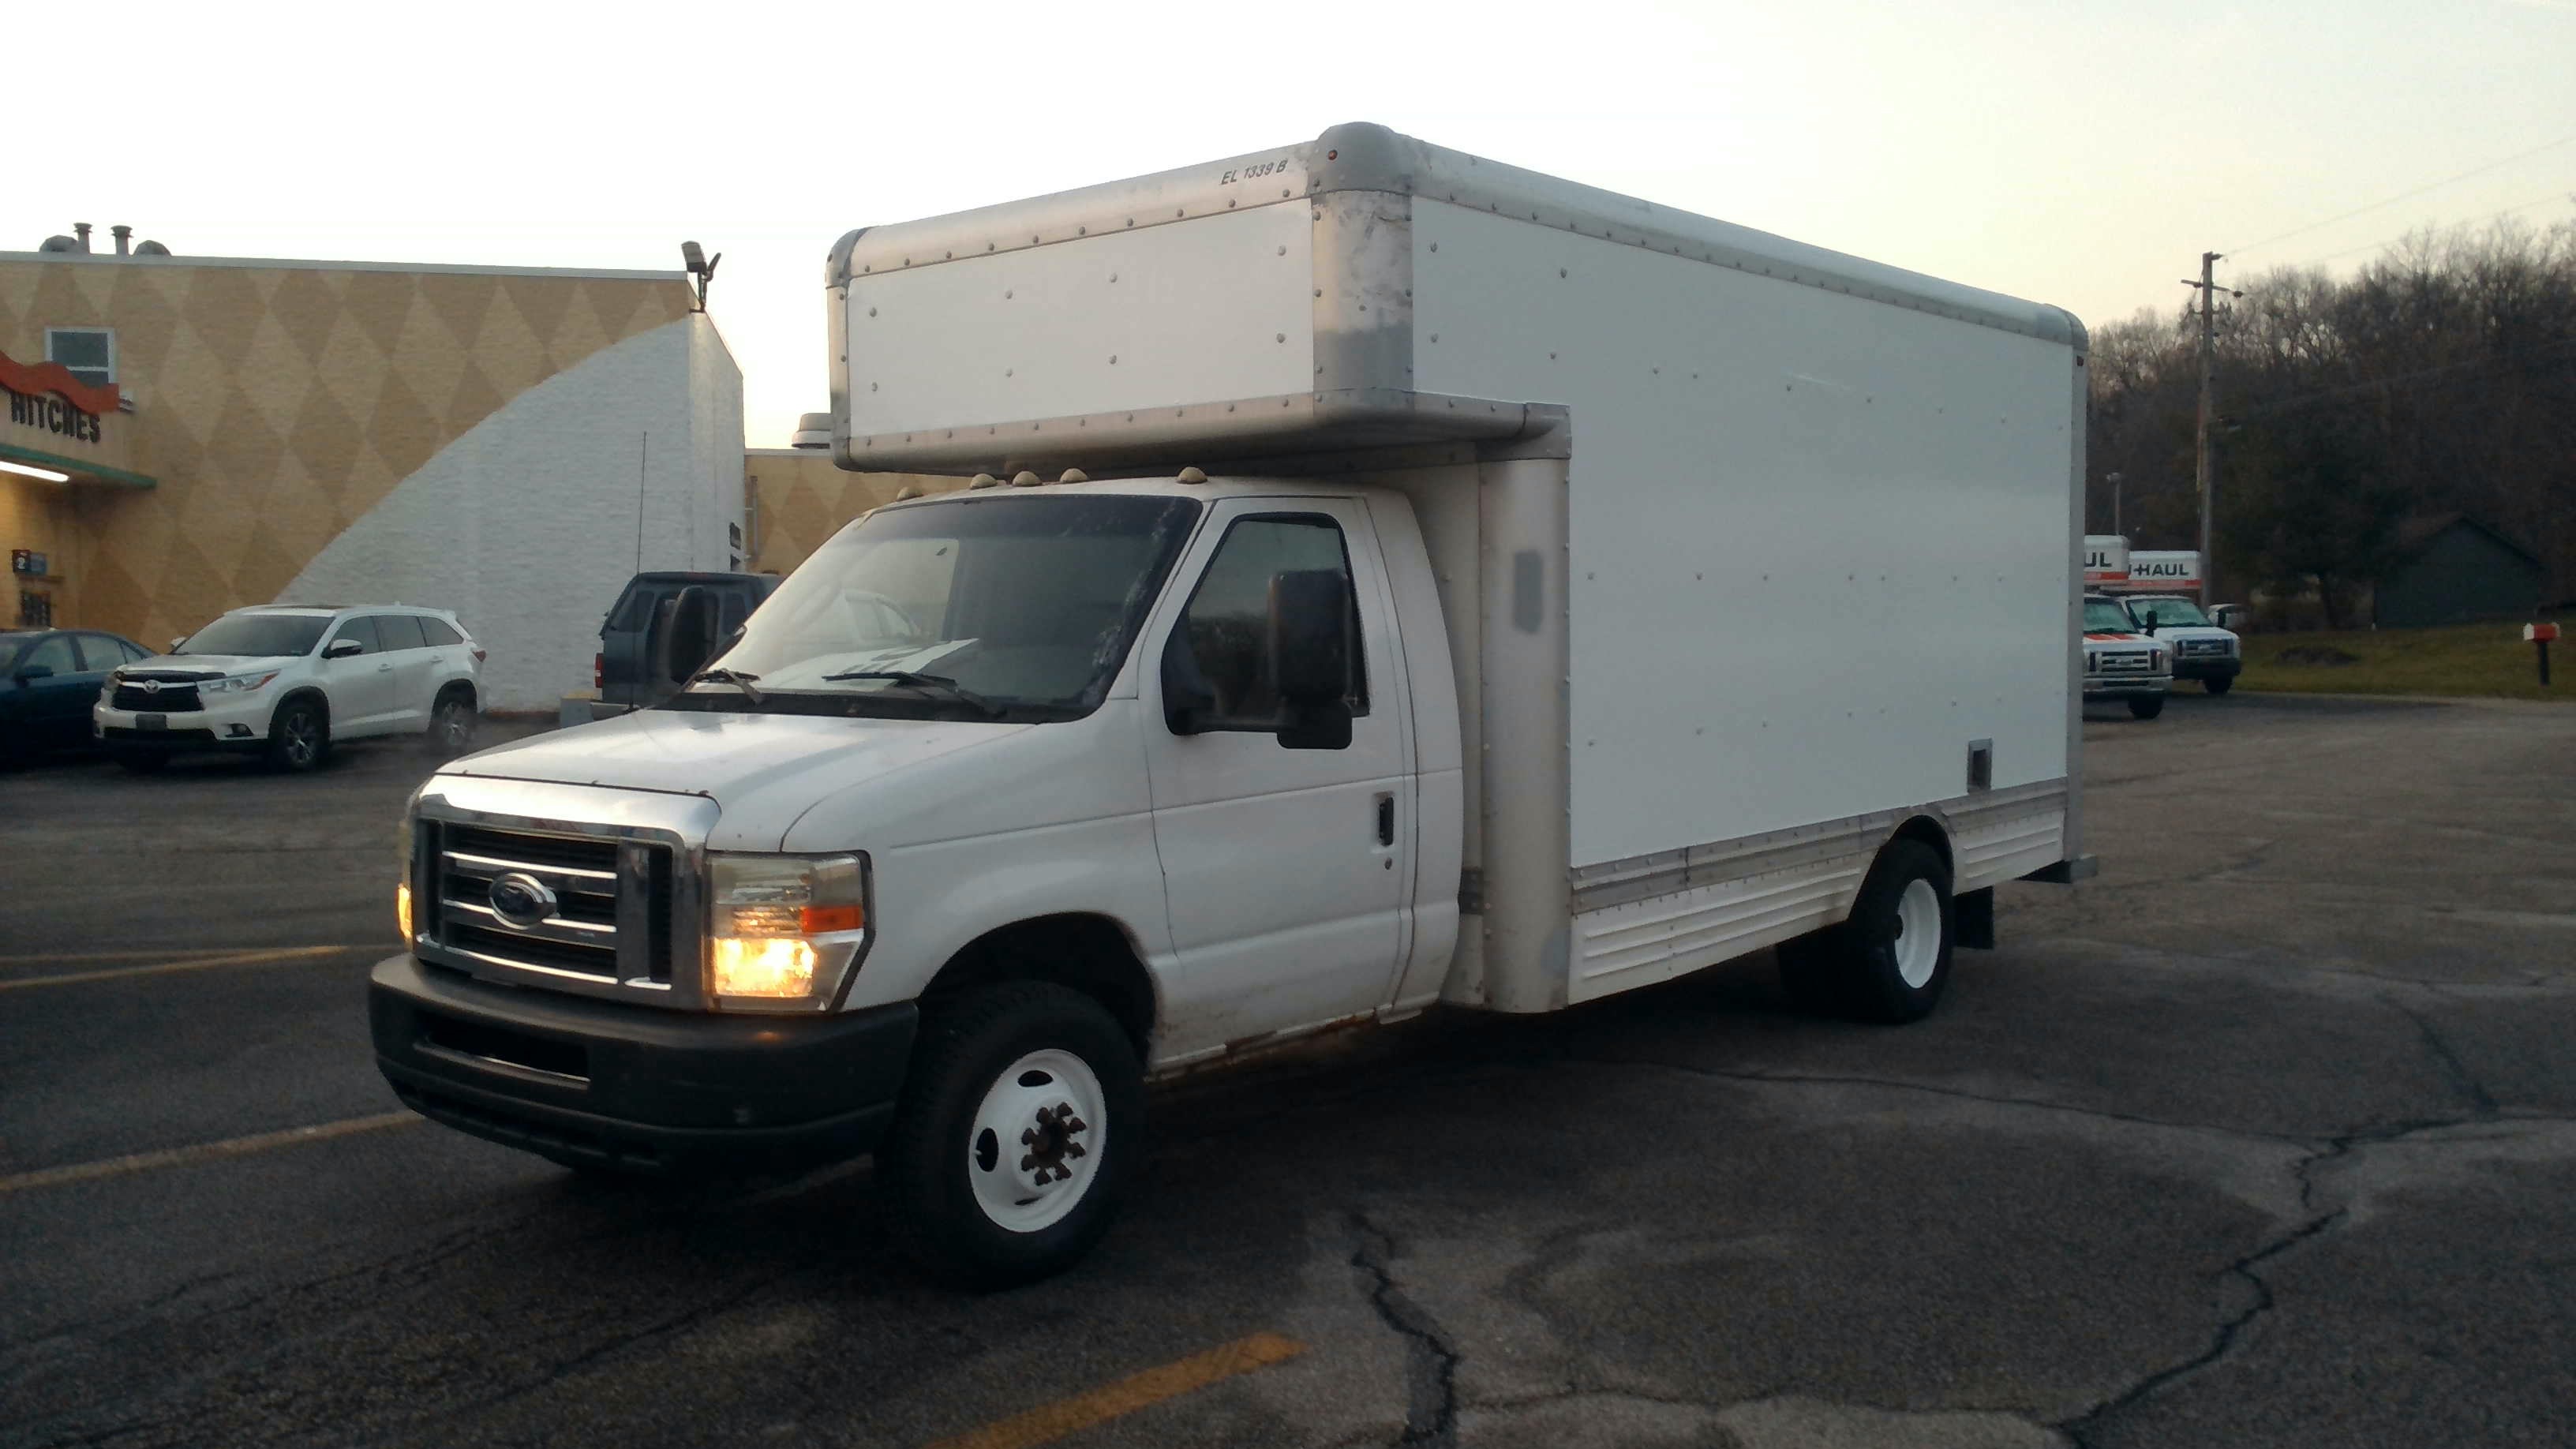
xmin=95 ymin=605 xmax=484 ymax=772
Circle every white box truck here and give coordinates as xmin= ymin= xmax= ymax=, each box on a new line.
xmin=370 ymin=123 xmax=2095 ymax=1284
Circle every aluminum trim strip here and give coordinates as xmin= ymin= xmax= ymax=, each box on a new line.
xmin=440 ymin=850 xmax=617 ymax=883
xmin=441 ymin=898 xmax=618 ymax=942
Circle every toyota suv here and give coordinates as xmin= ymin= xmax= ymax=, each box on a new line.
xmin=2083 ymin=593 xmax=2170 ymax=719
xmin=96 ymin=604 xmax=485 ymax=772
xmin=2122 ymin=594 xmax=2241 ymax=695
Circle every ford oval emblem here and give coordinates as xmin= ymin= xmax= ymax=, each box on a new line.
xmin=487 ymin=872 xmax=558 ymax=930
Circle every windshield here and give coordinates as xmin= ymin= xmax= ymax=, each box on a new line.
xmin=2083 ymin=601 xmax=2140 ymax=633
xmin=2126 ymin=597 xmax=2211 ymax=627
xmin=679 ymin=493 xmax=1203 ymax=721
xmin=176 ymin=614 xmax=330 ymax=658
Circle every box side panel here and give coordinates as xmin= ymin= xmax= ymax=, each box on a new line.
xmin=1413 ymin=199 xmax=2075 ymax=869
xmin=845 ymin=204 xmax=1315 ymax=439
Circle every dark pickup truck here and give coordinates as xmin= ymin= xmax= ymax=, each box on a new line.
xmin=593 ymin=571 xmax=781 ymax=715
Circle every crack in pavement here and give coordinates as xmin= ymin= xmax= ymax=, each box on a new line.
xmin=1347 ymin=1209 xmax=1463 ymax=1447
xmin=1557 ymin=1053 xmax=2315 ymax=1147
xmin=2383 ymin=997 xmax=2502 ymax=1119
xmin=2052 ymin=1114 xmax=2503 ymax=1447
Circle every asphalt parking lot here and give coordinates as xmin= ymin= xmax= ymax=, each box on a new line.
xmin=4 ymin=692 xmax=2573 ymax=1449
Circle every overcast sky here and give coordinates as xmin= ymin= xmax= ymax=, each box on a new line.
xmin=12 ymin=0 xmax=2572 ymax=447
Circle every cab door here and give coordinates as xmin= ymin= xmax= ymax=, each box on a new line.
xmin=1140 ymin=497 xmax=1415 ymax=1061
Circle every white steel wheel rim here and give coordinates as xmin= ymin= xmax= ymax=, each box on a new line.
xmin=1893 ymin=878 xmax=1942 ymax=989
xmin=966 ymin=1048 xmax=1106 ymax=1234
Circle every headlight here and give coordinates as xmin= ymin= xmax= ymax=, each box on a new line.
xmin=203 ymin=670 xmax=279 ymax=695
xmin=707 ymin=853 xmax=868 ymax=1011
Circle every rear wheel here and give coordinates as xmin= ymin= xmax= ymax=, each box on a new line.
xmin=1777 ymin=838 xmax=1956 ymax=1024
xmin=2129 ymin=694 xmax=2166 ymax=720
xmin=882 ymin=982 xmax=1141 ymax=1288
xmin=2203 ymin=676 xmax=2233 ymax=696
xmin=268 ymin=698 xmax=329 ymax=772
xmin=427 ymin=689 xmax=478 ymax=757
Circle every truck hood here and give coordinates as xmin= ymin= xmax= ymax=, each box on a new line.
xmin=2144 ymin=625 xmax=2238 ymax=647
xmin=442 ymin=709 xmax=1032 ymax=848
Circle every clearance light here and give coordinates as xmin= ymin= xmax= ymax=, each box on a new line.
xmin=706 ymin=854 xmax=868 ymax=1011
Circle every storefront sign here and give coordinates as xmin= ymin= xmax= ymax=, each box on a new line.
xmin=1 ymin=348 xmax=147 ymax=486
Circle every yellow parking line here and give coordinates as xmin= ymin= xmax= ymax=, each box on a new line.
xmin=0 ymin=1112 xmax=421 ymax=1195
xmin=0 ymin=944 xmax=380 ymax=991
xmin=926 ymin=1333 xmax=1307 ymax=1449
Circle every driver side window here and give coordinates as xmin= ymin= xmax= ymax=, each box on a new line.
xmin=1170 ymin=516 xmax=1367 ymax=731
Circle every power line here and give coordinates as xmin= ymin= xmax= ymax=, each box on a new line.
xmin=2290 ymin=187 xmax=2576 ymax=267
xmin=2226 ymin=132 xmax=2576 ymax=258
xmin=2227 ymin=335 xmax=2576 ymax=419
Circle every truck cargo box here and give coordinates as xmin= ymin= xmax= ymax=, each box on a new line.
xmin=828 ymin=122 xmax=2086 ymax=1013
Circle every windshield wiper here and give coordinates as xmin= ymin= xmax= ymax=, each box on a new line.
xmin=818 ymin=670 xmax=1002 ymax=717
xmin=687 ymin=667 xmax=765 ymax=704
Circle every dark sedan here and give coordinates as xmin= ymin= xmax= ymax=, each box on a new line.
xmin=2 ymin=627 xmax=152 ymax=762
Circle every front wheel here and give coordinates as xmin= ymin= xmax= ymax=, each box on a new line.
xmin=881 ymin=983 xmax=1142 ymax=1288
xmin=267 ymin=698 xmax=329 ymax=772
xmin=2203 ymin=676 xmax=2233 ymax=696
xmin=2129 ymin=694 xmax=2166 ymax=720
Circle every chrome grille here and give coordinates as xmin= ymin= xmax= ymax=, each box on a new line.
xmin=421 ymin=821 xmax=674 ymax=988
xmin=112 ymin=681 xmax=204 ymax=711
xmin=2181 ymin=638 xmax=2231 ymax=655
xmin=2098 ymin=653 xmax=2155 ymax=672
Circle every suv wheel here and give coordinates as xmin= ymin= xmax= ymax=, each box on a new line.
xmin=428 ymin=690 xmax=478 ymax=757
xmin=268 ymin=698 xmax=329 ymax=772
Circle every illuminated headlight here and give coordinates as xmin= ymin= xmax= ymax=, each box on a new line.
xmin=397 ymin=880 xmax=414 ymax=945
xmin=707 ymin=853 xmax=868 ymax=1011
xmin=202 ymin=670 xmax=279 ymax=695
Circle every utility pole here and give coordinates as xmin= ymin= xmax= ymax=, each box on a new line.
xmin=2181 ymin=252 xmax=2238 ymax=605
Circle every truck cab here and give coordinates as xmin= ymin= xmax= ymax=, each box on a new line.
xmin=2082 ymin=593 xmax=2171 ymax=719
xmin=2121 ymin=594 xmax=2241 ymax=695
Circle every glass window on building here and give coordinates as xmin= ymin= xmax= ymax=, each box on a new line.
xmin=45 ymin=329 xmax=115 ymax=388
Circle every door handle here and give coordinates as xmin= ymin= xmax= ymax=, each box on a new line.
xmin=1375 ymin=793 xmax=1395 ymax=847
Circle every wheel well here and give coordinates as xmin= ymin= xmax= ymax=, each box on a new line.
xmin=436 ymin=680 xmax=477 ymax=709
xmin=1887 ymin=815 xmax=1954 ymax=880
xmin=920 ymin=915 xmax=1157 ymax=1056
xmin=275 ymin=687 xmax=329 ymax=724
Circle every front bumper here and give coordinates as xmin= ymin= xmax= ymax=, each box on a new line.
xmin=2082 ymin=674 xmax=2172 ymax=700
xmin=94 ymin=695 xmax=275 ymax=752
xmin=2174 ymin=656 xmax=2241 ymax=683
xmin=370 ymin=954 xmax=917 ymax=1174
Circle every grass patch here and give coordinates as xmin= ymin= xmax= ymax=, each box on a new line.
xmin=2237 ymin=620 xmax=2570 ymax=702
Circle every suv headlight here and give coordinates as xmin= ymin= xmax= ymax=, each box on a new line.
xmin=203 ymin=670 xmax=279 ymax=695
xmin=707 ymin=853 xmax=869 ymax=1011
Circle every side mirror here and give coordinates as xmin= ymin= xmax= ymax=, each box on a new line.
xmin=14 ymin=665 xmax=54 ymax=683
xmin=324 ymin=638 xmax=364 ymax=659
xmin=2142 ymin=609 xmax=2161 ymax=633
xmin=1269 ymin=569 xmax=1354 ymax=751
xmin=653 ymin=586 xmax=721 ymax=688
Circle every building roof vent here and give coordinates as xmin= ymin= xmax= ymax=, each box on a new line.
xmin=789 ymin=412 xmax=833 ymax=449
xmin=134 ymin=240 xmax=173 ymax=257
xmin=39 ymin=235 xmax=80 ymax=253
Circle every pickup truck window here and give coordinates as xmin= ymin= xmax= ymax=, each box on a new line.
xmin=690 ymin=493 xmax=1201 ymax=721
xmin=2127 ymin=597 xmax=2211 ymax=627
xmin=2082 ymin=600 xmax=2137 ymax=633
xmin=1171 ymin=515 xmax=1368 ymax=728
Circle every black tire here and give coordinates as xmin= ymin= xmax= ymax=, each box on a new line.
xmin=116 ymin=751 xmax=170 ymax=774
xmin=426 ymin=688 xmax=479 ymax=757
xmin=1776 ymin=839 xmax=1955 ymax=1024
xmin=881 ymin=982 xmax=1143 ymax=1289
xmin=2129 ymin=694 xmax=2166 ymax=720
xmin=2203 ymin=676 xmax=2233 ymax=696
xmin=267 ymin=697 xmax=330 ymax=772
